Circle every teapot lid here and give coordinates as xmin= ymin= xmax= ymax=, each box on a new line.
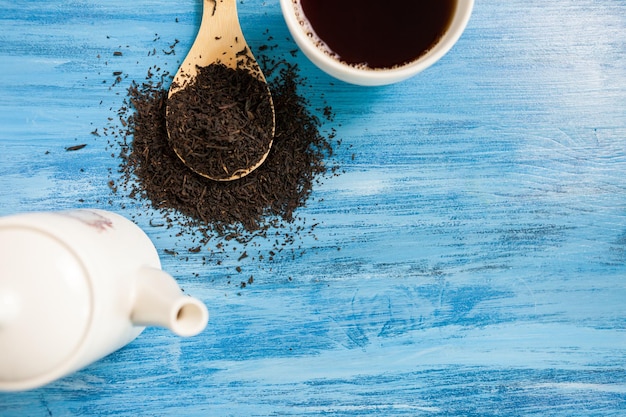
xmin=0 ymin=225 xmax=91 ymax=388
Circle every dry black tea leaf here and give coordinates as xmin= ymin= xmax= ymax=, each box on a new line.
xmin=66 ymin=144 xmax=87 ymax=151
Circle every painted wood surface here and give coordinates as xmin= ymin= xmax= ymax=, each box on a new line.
xmin=1 ymin=0 xmax=625 ymax=415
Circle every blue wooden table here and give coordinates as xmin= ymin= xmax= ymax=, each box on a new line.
xmin=1 ymin=0 xmax=625 ymax=415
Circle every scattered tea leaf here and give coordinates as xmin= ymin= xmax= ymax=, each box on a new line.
xmin=66 ymin=144 xmax=87 ymax=151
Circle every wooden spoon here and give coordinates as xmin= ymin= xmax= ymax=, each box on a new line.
xmin=167 ymin=0 xmax=275 ymax=181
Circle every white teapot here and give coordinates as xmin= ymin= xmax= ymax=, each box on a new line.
xmin=0 ymin=209 xmax=209 ymax=391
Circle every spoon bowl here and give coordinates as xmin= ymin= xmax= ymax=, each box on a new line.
xmin=167 ymin=0 xmax=275 ymax=181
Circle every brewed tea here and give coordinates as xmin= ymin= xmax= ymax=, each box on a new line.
xmin=297 ymin=0 xmax=457 ymax=69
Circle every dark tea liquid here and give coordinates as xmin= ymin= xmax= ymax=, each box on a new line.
xmin=298 ymin=0 xmax=457 ymax=69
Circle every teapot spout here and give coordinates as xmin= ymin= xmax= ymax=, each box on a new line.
xmin=131 ymin=267 xmax=208 ymax=337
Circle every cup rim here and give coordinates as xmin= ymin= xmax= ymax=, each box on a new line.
xmin=280 ymin=0 xmax=474 ymax=86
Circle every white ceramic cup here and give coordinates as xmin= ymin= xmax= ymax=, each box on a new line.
xmin=280 ymin=0 xmax=474 ymax=86
xmin=0 ymin=209 xmax=209 ymax=391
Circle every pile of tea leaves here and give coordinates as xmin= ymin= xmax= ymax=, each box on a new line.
xmin=109 ymin=41 xmax=339 ymax=248
xmin=166 ymin=63 xmax=275 ymax=181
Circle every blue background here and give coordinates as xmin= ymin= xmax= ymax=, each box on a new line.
xmin=1 ymin=0 xmax=625 ymax=415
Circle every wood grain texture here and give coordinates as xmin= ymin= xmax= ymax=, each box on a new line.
xmin=1 ymin=0 xmax=625 ymax=415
